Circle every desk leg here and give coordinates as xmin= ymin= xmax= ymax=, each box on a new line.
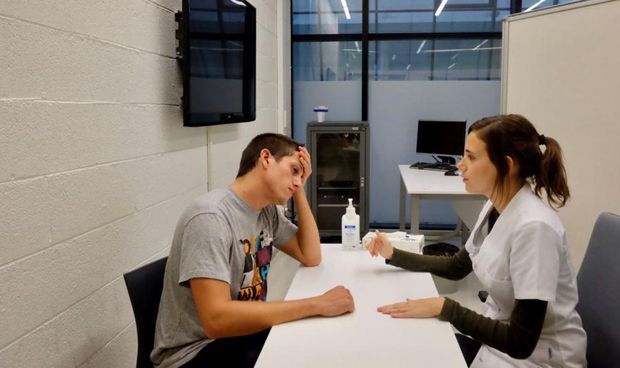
xmin=399 ymin=178 xmax=406 ymax=231
xmin=410 ymin=194 xmax=420 ymax=235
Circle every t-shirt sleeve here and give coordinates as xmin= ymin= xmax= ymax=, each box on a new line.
xmin=178 ymin=213 xmax=233 ymax=287
xmin=510 ymin=221 xmax=560 ymax=301
xmin=270 ymin=205 xmax=298 ymax=248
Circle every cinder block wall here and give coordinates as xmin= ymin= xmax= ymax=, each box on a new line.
xmin=0 ymin=0 xmax=284 ymax=367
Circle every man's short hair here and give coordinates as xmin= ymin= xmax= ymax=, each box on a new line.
xmin=236 ymin=133 xmax=303 ymax=178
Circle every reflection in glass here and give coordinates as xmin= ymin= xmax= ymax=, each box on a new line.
xmin=370 ymin=39 xmax=501 ymax=81
xmin=521 ymin=0 xmax=576 ymax=12
xmin=293 ymin=41 xmax=363 ymax=81
xmin=293 ymin=0 xmax=363 ymax=34
xmin=369 ymin=0 xmax=510 ymax=33
xmin=315 ymin=132 xmax=361 ymax=230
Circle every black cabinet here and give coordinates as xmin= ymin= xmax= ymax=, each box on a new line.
xmin=307 ymin=122 xmax=369 ymax=237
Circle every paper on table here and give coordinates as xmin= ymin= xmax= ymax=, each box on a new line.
xmin=362 ymin=231 xmax=425 ymax=253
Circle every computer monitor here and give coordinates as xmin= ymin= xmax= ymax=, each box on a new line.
xmin=416 ymin=120 xmax=466 ymax=164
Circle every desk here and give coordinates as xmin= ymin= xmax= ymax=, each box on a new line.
xmin=399 ymin=165 xmax=485 ymax=236
xmin=255 ymin=245 xmax=467 ymax=368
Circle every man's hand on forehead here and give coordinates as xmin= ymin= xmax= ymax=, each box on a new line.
xmin=296 ymin=145 xmax=312 ymax=185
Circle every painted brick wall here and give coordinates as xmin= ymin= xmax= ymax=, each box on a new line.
xmin=0 ymin=0 xmax=284 ymax=366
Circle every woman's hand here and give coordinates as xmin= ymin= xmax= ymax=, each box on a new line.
xmin=377 ymin=297 xmax=445 ymax=318
xmin=366 ymin=230 xmax=395 ymax=260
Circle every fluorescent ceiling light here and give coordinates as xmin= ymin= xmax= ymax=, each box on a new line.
xmin=354 ymin=41 xmax=361 ymax=52
xmin=473 ymin=39 xmax=489 ymax=50
xmin=341 ymin=0 xmax=351 ymax=19
xmin=343 ymin=49 xmax=376 ymax=53
xmin=416 ymin=40 xmax=426 ymax=54
xmin=229 ymin=0 xmax=246 ymax=6
xmin=435 ymin=0 xmax=448 ymax=17
xmin=524 ymin=0 xmax=546 ymax=12
xmin=448 ymin=63 xmax=457 ymax=69
xmin=422 ymin=46 xmax=501 ymax=53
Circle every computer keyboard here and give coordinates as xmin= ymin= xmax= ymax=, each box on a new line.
xmin=410 ymin=162 xmax=456 ymax=171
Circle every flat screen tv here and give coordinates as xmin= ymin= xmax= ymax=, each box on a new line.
xmin=177 ymin=0 xmax=256 ymax=126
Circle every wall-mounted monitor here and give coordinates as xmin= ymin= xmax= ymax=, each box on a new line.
xmin=177 ymin=0 xmax=256 ymax=127
xmin=416 ymin=120 xmax=466 ymax=163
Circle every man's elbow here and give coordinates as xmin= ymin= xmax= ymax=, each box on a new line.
xmin=201 ymin=319 xmax=225 ymax=339
xmin=301 ymin=254 xmax=321 ymax=267
xmin=198 ymin=310 xmax=231 ymax=339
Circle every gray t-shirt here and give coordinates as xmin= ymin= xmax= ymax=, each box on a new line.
xmin=151 ymin=187 xmax=297 ymax=368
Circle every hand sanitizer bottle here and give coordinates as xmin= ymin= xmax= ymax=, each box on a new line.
xmin=341 ymin=198 xmax=360 ymax=250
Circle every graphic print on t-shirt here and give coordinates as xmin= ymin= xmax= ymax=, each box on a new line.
xmin=238 ymin=230 xmax=273 ymax=301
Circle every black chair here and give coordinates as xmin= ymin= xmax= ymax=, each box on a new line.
xmin=576 ymin=212 xmax=620 ymax=368
xmin=123 ymin=257 xmax=168 ymax=368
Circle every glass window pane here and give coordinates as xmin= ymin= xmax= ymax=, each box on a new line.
xmin=372 ymin=11 xmax=436 ymax=33
xmin=292 ymin=41 xmax=362 ymax=144
xmin=521 ymin=0 xmax=577 ymax=12
xmin=293 ymin=41 xmax=362 ymax=81
xmin=370 ymin=0 xmax=434 ymax=11
xmin=434 ymin=10 xmax=501 ymax=32
xmin=370 ymin=0 xmax=509 ymax=33
xmin=370 ymin=39 xmax=501 ymax=81
xmin=293 ymin=0 xmax=363 ymax=34
xmin=370 ymin=40 xmax=432 ymax=80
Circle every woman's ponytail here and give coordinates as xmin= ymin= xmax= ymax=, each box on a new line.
xmin=534 ymin=135 xmax=570 ymax=208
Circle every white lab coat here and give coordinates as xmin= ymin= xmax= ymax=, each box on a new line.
xmin=465 ymin=185 xmax=587 ymax=368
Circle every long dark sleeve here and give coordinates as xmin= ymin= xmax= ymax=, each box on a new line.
xmin=386 ymin=247 xmax=473 ymax=280
xmin=439 ymin=298 xmax=547 ymax=359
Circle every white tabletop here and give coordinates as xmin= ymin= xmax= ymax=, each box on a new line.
xmin=255 ymin=244 xmax=467 ymax=368
xmin=399 ymin=165 xmax=473 ymax=195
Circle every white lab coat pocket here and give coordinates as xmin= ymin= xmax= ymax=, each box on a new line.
xmin=473 ymin=237 xmax=515 ymax=320
xmin=481 ymin=272 xmax=514 ymax=320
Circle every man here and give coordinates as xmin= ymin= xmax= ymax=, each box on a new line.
xmin=151 ymin=133 xmax=355 ymax=368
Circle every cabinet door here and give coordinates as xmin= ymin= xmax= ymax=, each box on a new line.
xmin=313 ymin=131 xmax=362 ymax=232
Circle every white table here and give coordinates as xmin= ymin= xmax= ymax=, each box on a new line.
xmin=399 ymin=165 xmax=485 ymax=236
xmin=255 ymin=244 xmax=467 ymax=368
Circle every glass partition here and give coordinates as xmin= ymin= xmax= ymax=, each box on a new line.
xmin=293 ymin=0 xmax=363 ymax=35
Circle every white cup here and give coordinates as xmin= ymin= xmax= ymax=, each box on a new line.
xmin=313 ymin=106 xmax=328 ymax=122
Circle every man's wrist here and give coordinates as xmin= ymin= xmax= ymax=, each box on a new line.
xmin=293 ymin=188 xmax=307 ymax=201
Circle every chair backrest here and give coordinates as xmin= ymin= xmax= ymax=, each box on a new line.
xmin=576 ymin=212 xmax=620 ymax=368
xmin=123 ymin=257 xmax=168 ymax=368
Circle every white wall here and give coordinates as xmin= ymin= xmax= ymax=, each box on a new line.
xmin=293 ymin=80 xmax=500 ymax=225
xmin=0 ymin=0 xmax=286 ymax=367
xmin=369 ymin=81 xmax=500 ymax=225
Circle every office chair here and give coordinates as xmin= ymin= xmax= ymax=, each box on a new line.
xmin=576 ymin=212 xmax=620 ymax=368
xmin=123 ymin=257 xmax=168 ymax=368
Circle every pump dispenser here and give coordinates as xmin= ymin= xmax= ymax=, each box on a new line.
xmin=341 ymin=198 xmax=360 ymax=250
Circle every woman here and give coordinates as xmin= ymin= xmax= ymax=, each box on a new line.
xmin=367 ymin=114 xmax=586 ymax=367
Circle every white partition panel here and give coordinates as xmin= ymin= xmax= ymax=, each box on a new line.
xmin=501 ymin=0 xmax=620 ymax=268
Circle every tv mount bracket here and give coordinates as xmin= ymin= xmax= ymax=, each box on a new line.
xmin=174 ymin=11 xmax=186 ymax=61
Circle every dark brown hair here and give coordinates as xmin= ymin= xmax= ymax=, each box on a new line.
xmin=236 ymin=133 xmax=302 ymax=178
xmin=469 ymin=114 xmax=570 ymax=208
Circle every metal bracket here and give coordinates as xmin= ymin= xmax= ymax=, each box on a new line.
xmin=174 ymin=11 xmax=185 ymax=61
